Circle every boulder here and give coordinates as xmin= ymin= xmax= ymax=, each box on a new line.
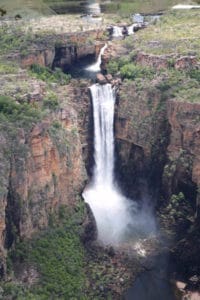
xmin=96 ymin=73 xmax=107 ymax=84
xmin=105 ymin=74 xmax=113 ymax=83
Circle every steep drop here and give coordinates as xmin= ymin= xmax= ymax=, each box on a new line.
xmin=83 ymin=83 xmax=134 ymax=245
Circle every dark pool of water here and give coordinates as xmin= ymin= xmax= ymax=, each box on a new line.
xmin=125 ymin=271 xmax=176 ymax=300
xmin=124 ymin=254 xmax=177 ymax=300
xmin=65 ymin=55 xmax=98 ymax=80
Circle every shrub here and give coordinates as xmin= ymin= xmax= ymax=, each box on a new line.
xmin=106 ymin=60 xmax=119 ymax=76
xmin=43 ymin=93 xmax=59 ymax=111
xmin=188 ymin=69 xmax=200 ymax=82
xmin=0 ymin=95 xmax=41 ymax=127
xmin=7 ymin=202 xmax=87 ymax=299
xmin=120 ymin=63 xmax=154 ymax=80
xmin=30 ymin=64 xmax=71 ymax=85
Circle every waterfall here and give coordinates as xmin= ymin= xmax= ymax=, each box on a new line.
xmin=90 ymin=84 xmax=115 ymax=187
xmin=86 ymin=44 xmax=107 ymax=72
xmin=112 ymin=24 xmax=136 ymax=38
xmin=86 ymin=1 xmax=101 ymax=15
xmin=127 ymin=24 xmax=136 ymax=35
xmin=112 ymin=26 xmax=123 ymax=37
xmin=83 ymin=83 xmax=133 ymax=245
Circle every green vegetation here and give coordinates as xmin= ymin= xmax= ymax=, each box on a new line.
xmin=30 ymin=64 xmax=71 ymax=85
xmin=0 ymin=62 xmax=18 ymax=74
xmin=43 ymin=92 xmax=59 ymax=110
xmin=160 ymin=192 xmax=194 ymax=236
xmin=0 ymin=95 xmax=42 ymax=128
xmin=2 ymin=198 xmax=133 ymax=299
xmin=4 ymin=202 xmax=87 ymax=299
xmin=107 ymin=57 xmax=154 ymax=80
xmin=128 ymin=10 xmax=200 ymax=57
xmin=108 ymin=51 xmax=200 ymax=103
xmin=96 ymin=0 xmax=179 ymax=16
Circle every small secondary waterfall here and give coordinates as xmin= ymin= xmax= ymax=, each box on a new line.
xmin=128 ymin=24 xmax=136 ymax=35
xmin=86 ymin=1 xmax=101 ymax=15
xmin=112 ymin=26 xmax=123 ymax=37
xmin=86 ymin=44 xmax=107 ymax=72
xmin=112 ymin=25 xmax=136 ymax=38
xmin=83 ymin=84 xmax=133 ymax=245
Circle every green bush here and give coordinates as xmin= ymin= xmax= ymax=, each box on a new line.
xmin=7 ymin=203 xmax=87 ymax=299
xmin=30 ymin=64 xmax=71 ymax=85
xmin=43 ymin=92 xmax=59 ymax=111
xmin=188 ymin=69 xmax=200 ymax=82
xmin=106 ymin=60 xmax=119 ymax=76
xmin=0 ymin=95 xmax=41 ymax=127
xmin=120 ymin=63 xmax=154 ymax=80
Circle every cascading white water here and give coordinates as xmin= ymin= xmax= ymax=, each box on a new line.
xmin=112 ymin=26 xmax=123 ymax=37
xmin=127 ymin=24 xmax=136 ymax=35
xmin=86 ymin=44 xmax=107 ymax=72
xmin=112 ymin=24 xmax=136 ymax=38
xmin=83 ymin=83 xmax=133 ymax=245
xmin=90 ymin=84 xmax=115 ymax=187
xmin=86 ymin=1 xmax=101 ymax=15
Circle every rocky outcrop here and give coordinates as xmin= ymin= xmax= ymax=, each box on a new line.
xmin=162 ymin=100 xmax=200 ymax=209
xmin=21 ymin=49 xmax=55 ymax=68
xmin=115 ymin=78 xmax=200 ymax=208
xmin=115 ymin=79 xmax=170 ymax=199
xmin=19 ymin=30 xmax=104 ymax=69
xmin=102 ymin=45 xmax=198 ymax=72
xmin=0 ymin=104 xmax=87 ymax=275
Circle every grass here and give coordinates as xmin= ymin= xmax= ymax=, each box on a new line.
xmin=0 ymin=62 xmax=18 ymax=74
xmin=128 ymin=10 xmax=200 ymax=57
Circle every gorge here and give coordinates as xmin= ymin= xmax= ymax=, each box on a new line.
xmin=0 ymin=1 xmax=200 ymax=299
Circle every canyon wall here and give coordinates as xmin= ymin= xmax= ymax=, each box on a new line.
xmin=18 ymin=30 xmax=104 ymax=70
xmin=0 ymin=103 xmax=87 ymax=277
xmin=115 ymin=78 xmax=199 ymax=211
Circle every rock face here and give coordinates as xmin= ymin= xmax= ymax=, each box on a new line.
xmin=163 ymin=101 xmax=200 ymax=205
xmin=0 ymin=105 xmax=87 ymax=276
xmin=20 ymin=30 xmax=104 ymax=70
xmin=115 ymin=79 xmax=170 ymax=199
xmin=115 ymin=79 xmax=200 ymax=210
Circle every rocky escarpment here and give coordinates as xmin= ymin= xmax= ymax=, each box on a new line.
xmin=162 ymin=101 xmax=200 ymax=209
xmin=115 ymin=78 xmax=170 ymax=200
xmin=18 ymin=30 xmax=104 ymax=70
xmin=115 ymin=78 xmax=200 ymax=204
xmin=0 ymin=86 xmax=87 ymax=277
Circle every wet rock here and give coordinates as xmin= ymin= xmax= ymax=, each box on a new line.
xmin=81 ymin=203 xmax=97 ymax=244
xmin=186 ymin=276 xmax=200 ymax=290
xmin=96 ymin=73 xmax=107 ymax=84
xmin=105 ymin=74 xmax=113 ymax=83
xmin=107 ymin=246 xmax=116 ymax=257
